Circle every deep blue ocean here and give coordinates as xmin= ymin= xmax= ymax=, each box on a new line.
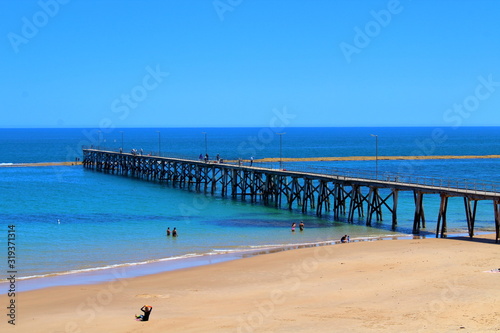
xmin=1 ymin=127 xmax=499 ymax=288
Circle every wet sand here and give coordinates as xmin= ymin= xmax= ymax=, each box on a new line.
xmin=2 ymin=234 xmax=499 ymax=332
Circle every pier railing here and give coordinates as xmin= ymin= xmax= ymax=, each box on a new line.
xmin=83 ymin=147 xmax=500 ymax=195
xmin=276 ymin=163 xmax=500 ymax=195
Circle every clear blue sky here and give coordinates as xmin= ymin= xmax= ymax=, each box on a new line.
xmin=1 ymin=0 xmax=500 ymax=128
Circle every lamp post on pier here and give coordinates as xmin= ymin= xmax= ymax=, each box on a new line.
xmin=370 ymin=134 xmax=378 ymax=178
xmin=277 ymin=132 xmax=286 ymax=169
xmin=202 ymin=132 xmax=208 ymax=156
xmin=157 ymin=131 xmax=161 ymax=156
xmin=120 ymin=131 xmax=124 ymax=152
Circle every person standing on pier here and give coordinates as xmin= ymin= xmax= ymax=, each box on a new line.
xmin=250 ymin=156 xmax=254 ymax=166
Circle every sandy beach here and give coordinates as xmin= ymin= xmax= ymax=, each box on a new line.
xmin=2 ymin=234 xmax=499 ymax=332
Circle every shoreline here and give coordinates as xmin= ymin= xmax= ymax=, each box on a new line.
xmin=0 ymin=231 xmax=488 ymax=293
xmin=2 ymin=233 xmax=499 ymax=332
xmin=2 ymin=154 xmax=500 ymax=167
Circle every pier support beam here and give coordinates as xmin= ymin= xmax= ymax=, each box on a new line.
xmin=413 ymin=191 xmax=425 ymax=234
xmin=288 ymin=177 xmax=303 ymax=210
xmin=436 ymin=194 xmax=449 ymax=238
xmin=333 ymin=183 xmax=346 ymax=220
xmin=493 ymin=200 xmax=500 ymax=243
xmin=316 ymin=180 xmax=334 ymax=217
xmin=391 ymin=189 xmax=398 ymax=230
xmin=464 ymin=197 xmax=478 ymax=238
xmin=366 ymin=188 xmax=399 ymax=228
xmin=348 ymin=185 xmax=367 ymax=223
xmin=302 ymin=178 xmax=316 ymax=213
xmin=366 ymin=187 xmax=381 ymax=226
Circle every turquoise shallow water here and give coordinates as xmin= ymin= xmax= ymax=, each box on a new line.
xmin=1 ymin=127 xmax=499 ymax=287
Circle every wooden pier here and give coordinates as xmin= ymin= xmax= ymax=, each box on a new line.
xmin=82 ymin=149 xmax=500 ymax=243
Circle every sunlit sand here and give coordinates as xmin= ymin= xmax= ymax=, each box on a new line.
xmin=3 ymin=234 xmax=499 ymax=332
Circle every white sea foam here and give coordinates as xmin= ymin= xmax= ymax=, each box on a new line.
xmin=12 ymin=252 xmax=211 ymax=281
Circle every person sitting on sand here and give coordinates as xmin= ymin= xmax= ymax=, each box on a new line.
xmin=341 ymin=235 xmax=349 ymax=243
xmin=135 ymin=305 xmax=152 ymax=321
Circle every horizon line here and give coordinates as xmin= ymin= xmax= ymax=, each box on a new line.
xmin=2 ymin=125 xmax=500 ymax=130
